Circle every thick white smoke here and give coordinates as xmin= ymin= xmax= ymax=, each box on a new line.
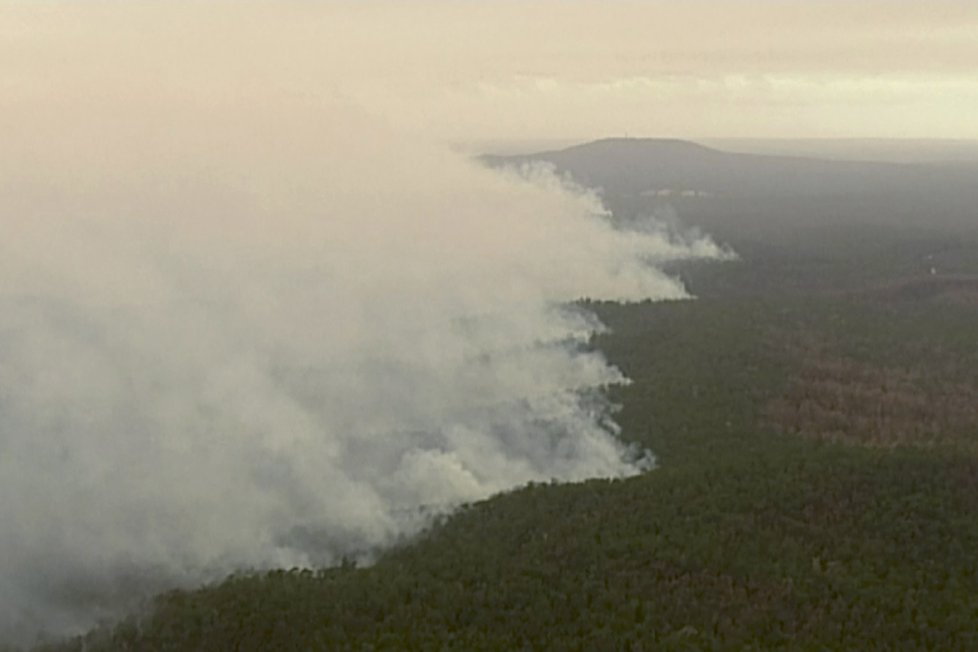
xmin=0 ymin=14 xmax=728 ymax=647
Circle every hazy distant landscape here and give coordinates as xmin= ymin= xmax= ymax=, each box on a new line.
xmin=29 ymin=138 xmax=978 ymax=651
xmin=6 ymin=3 xmax=978 ymax=650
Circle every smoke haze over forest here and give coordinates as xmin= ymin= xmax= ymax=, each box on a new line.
xmin=5 ymin=2 xmax=977 ymax=646
xmin=0 ymin=8 xmax=730 ymax=642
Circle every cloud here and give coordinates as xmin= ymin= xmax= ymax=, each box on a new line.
xmin=4 ymin=2 xmax=978 ymax=144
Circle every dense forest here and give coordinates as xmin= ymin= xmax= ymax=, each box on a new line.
xmin=34 ymin=141 xmax=978 ymax=651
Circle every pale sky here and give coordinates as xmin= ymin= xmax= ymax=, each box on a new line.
xmin=2 ymin=1 xmax=978 ymax=143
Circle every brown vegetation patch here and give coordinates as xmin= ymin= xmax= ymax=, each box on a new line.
xmin=939 ymin=285 xmax=978 ymax=308
xmin=765 ymin=344 xmax=978 ymax=448
xmin=853 ymin=274 xmax=978 ymax=308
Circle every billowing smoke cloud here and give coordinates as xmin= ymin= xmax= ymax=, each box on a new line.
xmin=0 ymin=22 xmax=727 ymax=650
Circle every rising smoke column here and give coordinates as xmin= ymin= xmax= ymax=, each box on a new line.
xmin=0 ymin=17 xmax=729 ymax=649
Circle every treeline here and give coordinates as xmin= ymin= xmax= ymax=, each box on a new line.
xmin=40 ymin=290 xmax=978 ymax=651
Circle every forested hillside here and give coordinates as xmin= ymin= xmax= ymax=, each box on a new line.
xmin=37 ymin=142 xmax=978 ymax=651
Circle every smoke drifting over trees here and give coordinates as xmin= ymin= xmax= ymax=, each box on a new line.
xmin=0 ymin=74 xmax=728 ymax=643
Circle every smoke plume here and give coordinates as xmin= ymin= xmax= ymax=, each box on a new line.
xmin=0 ymin=11 xmax=728 ymax=646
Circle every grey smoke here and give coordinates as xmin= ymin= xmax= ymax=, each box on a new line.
xmin=0 ymin=98 xmax=727 ymax=644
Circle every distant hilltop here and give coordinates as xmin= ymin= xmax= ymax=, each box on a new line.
xmin=481 ymin=138 xmax=978 ymax=201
